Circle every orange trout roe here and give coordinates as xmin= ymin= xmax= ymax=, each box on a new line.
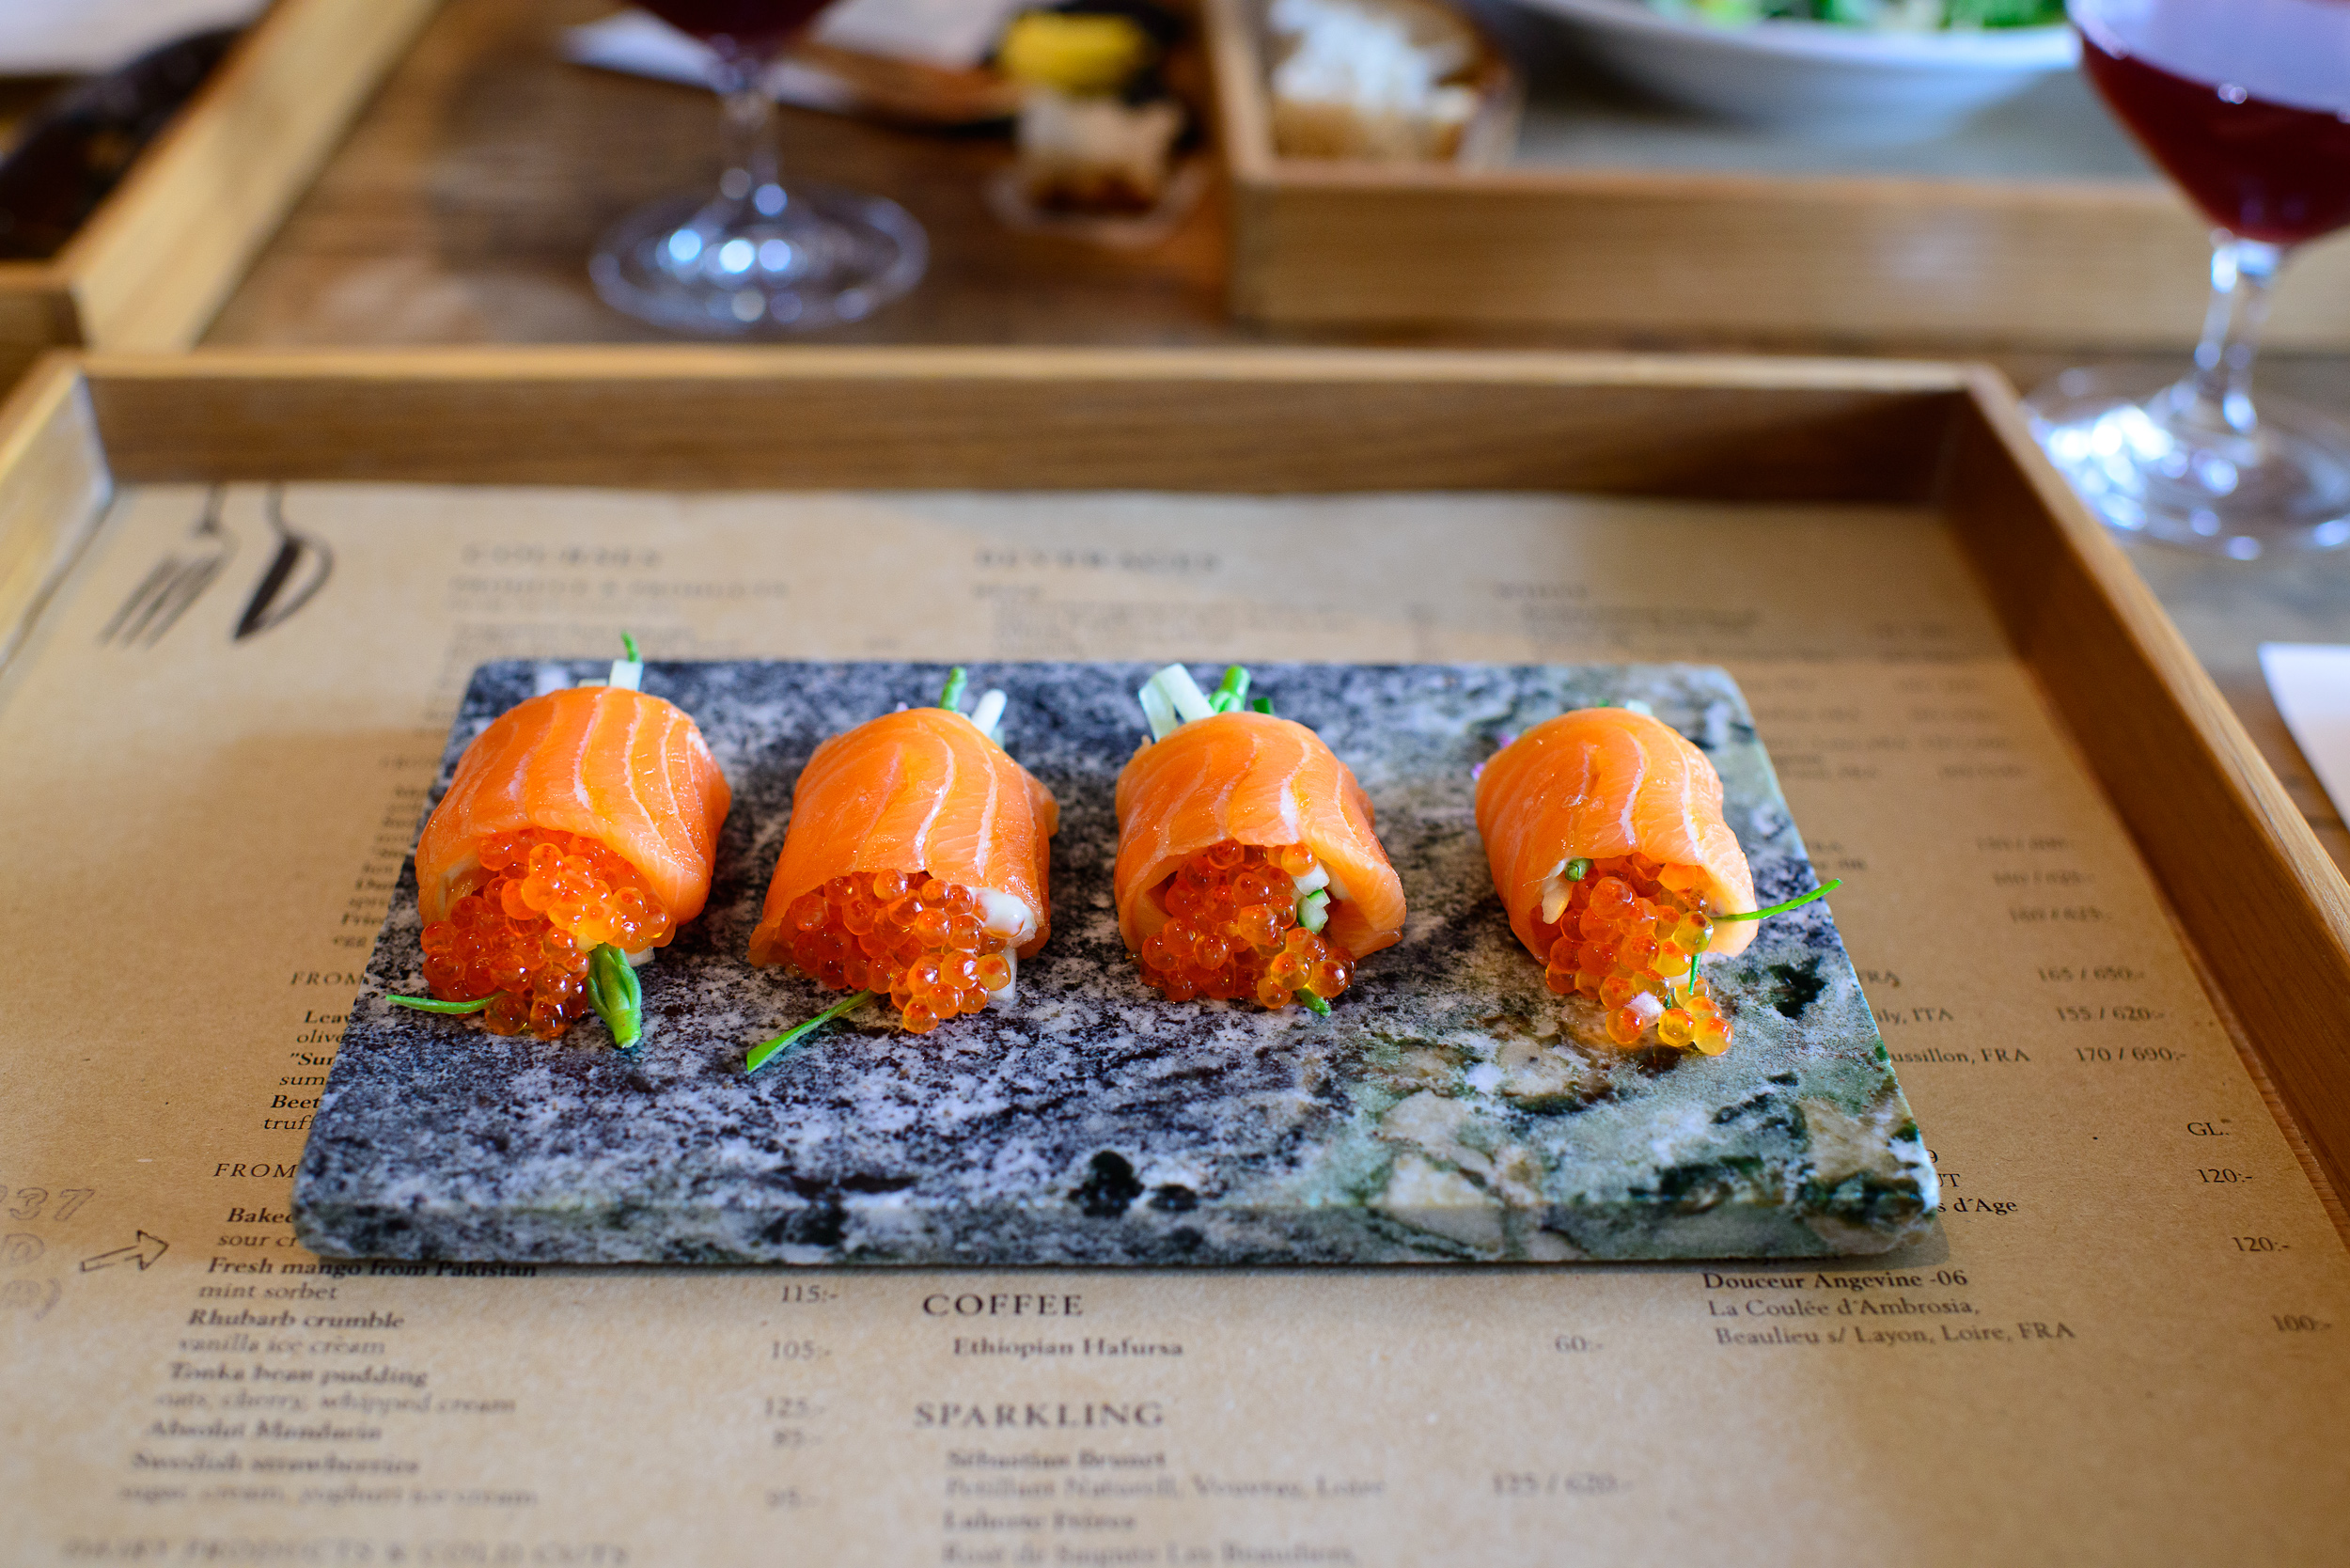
xmin=1529 ymin=854 xmax=1731 ymax=1056
xmin=776 ymin=871 xmax=1014 ymax=1035
xmin=419 ymin=829 xmax=674 ymax=1040
xmin=1137 ymin=840 xmax=1353 ymax=1010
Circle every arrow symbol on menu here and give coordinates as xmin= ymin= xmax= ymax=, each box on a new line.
xmin=80 ymin=1232 xmax=169 ymax=1273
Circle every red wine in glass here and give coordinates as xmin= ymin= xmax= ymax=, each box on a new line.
xmin=634 ymin=0 xmax=836 ymax=55
xmin=590 ymin=0 xmax=927 ymax=334
xmin=2078 ymin=33 xmax=2350 ymax=244
xmin=2026 ymin=0 xmax=2350 ymax=556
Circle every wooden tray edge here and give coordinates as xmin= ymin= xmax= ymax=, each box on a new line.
xmin=0 ymin=344 xmax=2340 ymax=1223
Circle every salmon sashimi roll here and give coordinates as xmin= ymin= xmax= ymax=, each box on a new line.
xmin=1476 ymin=704 xmax=1829 ymax=1058
xmin=401 ymin=639 xmax=731 ymax=1045
xmin=745 ymin=669 xmax=1058 ymax=1063
xmin=1115 ymin=666 xmax=1404 ymax=1012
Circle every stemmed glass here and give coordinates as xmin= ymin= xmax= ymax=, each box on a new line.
xmin=590 ymin=0 xmax=927 ymax=335
xmin=2026 ymin=0 xmax=2350 ymax=557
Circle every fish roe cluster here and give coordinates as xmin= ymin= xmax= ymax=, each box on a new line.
xmin=421 ymin=829 xmax=675 ymax=1039
xmin=1530 ymin=855 xmax=1731 ymax=1055
xmin=778 ymin=871 xmax=1014 ymax=1035
xmin=1138 ymin=840 xmax=1353 ymax=1009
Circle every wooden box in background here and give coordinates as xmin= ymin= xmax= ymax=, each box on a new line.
xmin=1207 ymin=0 xmax=2350 ymax=350
xmin=0 ymin=0 xmax=439 ymax=390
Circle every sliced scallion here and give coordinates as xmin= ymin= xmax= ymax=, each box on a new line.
xmin=970 ymin=688 xmax=1007 ymax=741
xmin=747 ymin=989 xmax=873 ymax=1074
xmin=1716 ymin=880 xmax=1841 ymax=923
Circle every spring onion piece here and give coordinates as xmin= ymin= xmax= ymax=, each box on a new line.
xmin=388 ymin=994 xmax=493 ymax=1015
xmin=1621 ymin=698 xmax=1654 ymax=717
xmin=1160 ymin=665 xmax=1215 ymax=724
xmin=1138 ymin=681 xmax=1179 ymax=742
xmin=1139 ymin=665 xmax=1278 ymax=737
xmin=1296 ymin=888 xmax=1329 ymax=933
xmin=937 ymin=666 xmax=969 ymax=713
xmin=1295 ymin=988 xmax=1331 ymax=1016
xmin=970 ymin=688 xmax=1007 ymax=741
xmin=1716 ymin=879 xmax=1841 ymax=922
xmin=747 ymin=989 xmax=873 ymax=1074
xmin=587 ymin=943 xmax=643 ymax=1048
xmin=608 ymin=630 xmax=644 ymax=691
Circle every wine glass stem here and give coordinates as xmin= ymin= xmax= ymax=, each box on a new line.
xmin=2181 ymin=235 xmax=2285 ymax=437
xmin=713 ymin=54 xmax=782 ymax=213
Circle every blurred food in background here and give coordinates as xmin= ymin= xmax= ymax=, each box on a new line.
xmin=999 ymin=6 xmax=1185 ymax=212
xmin=1264 ymin=0 xmax=1523 ymax=163
xmin=1515 ymin=0 xmax=2075 ymax=135
xmin=1645 ymin=0 xmax=2065 ymax=27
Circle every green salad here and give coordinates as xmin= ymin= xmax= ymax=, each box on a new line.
xmin=1651 ymin=0 xmax=2066 ymax=26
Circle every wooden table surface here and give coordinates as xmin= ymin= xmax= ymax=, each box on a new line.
xmin=192 ymin=0 xmax=2350 ymax=872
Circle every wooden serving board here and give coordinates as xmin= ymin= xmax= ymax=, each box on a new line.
xmin=291 ymin=658 xmax=1930 ymax=1264
xmin=1205 ymin=0 xmax=2350 ymax=349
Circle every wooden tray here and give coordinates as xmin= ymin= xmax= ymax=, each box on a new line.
xmin=0 ymin=0 xmax=439 ymax=391
xmin=1204 ymin=0 xmax=2350 ymax=349
xmin=2 ymin=343 xmax=2346 ymax=1231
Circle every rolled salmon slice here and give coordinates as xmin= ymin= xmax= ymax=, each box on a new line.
xmin=1475 ymin=707 xmax=1757 ymax=1055
xmin=748 ymin=698 xmax=1059 ymax=1038
xmin=1114 ymin=667 xmax=1405 ymax=1011
xmin=412 ymin=682 xmax=732 ymax=1041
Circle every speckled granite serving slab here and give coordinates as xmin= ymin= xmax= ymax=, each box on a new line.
xmin=293 ymin=662 xmax=1936 ymax=1264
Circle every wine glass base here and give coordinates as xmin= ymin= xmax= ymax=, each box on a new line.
xmin=2024 ymin=366 xmax=2350 ymax=559
xmin=590 ymin=184 xmax=926 ymax=337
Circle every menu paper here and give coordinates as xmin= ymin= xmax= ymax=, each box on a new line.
xmin=2261 ymin=642 xmax=2350 ymax=826
xmin=3 ymin=483 xmax=2346 ymax=1565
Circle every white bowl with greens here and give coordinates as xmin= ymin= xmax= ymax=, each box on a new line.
xmin=1517 ymin=0 xmax=2076 ymax=137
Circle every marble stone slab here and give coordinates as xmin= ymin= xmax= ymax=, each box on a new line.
xmin=292 ymin=662 xmax=1938 ymax=1264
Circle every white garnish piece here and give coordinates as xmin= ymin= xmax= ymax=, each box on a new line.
xmin=1297 ymin=889 xmax=1330 ymax=933
xmin=1323 ymin=867 xmax=1353 ymax=904
xmin=625 ymin=949 xmax=654 ymax=968
xmin=1138 ymin=681 xmax=1180 ymax=743
xmin=1292 ymin=864 xmax=1330 ymax=896
xmin=1152 ymin=664 xmax=1216 ymax=725
xmin=1622 ymin=698 xmax=1653 ymax=717
xmin=970 ymin=689 xmax=1008 ymax=742
xmin=608 ymin=659 xmax=644 ymax=691
xmin=1536 ymin=857 xmax=1582 ymax=925
xmin=1627 ymin=992 xmax=1665 ymax=1028
xmin=977 ymin=889 xmax=1039 ymax=948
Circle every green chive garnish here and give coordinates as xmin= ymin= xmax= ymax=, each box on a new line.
xmin=937 ymin=667 xmax=968 ymax=713
xmin=587 ymin=944 xmax=643 ymax=1048
xmin=387 ymin=994 xmax=493 ymax=1015
xmin=747 ymin=989 xmax=874 ymax=1074
xmin=1716 ymin=880 xmax=1841 ymax=922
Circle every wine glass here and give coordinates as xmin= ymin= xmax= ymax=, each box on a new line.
xmin=590 ymin=0 xmax=927 ymax=336
xmin=2025 ymin=0 xmax=2350 ymax=558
